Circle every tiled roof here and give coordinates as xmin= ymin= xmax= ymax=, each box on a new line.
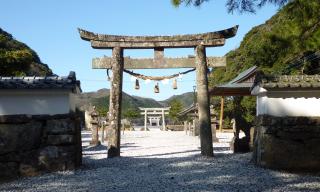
xmin=228 ymin=66 xmax=258 ymax=84
xmin=178 ymin=103 xmax=197 ymax=117
xmin=0 ymin=71 xmax=81 ymax=93
xmin=210 ymin=66 xmax=258 ymax=96
xmin=257 ymin=74 xmax=320 ymax=90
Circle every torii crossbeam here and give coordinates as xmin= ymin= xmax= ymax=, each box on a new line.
xmin=92 ymin=56 xmax=226 ymax=69
xmin=79 ymin=25 xmax=238 ymax=158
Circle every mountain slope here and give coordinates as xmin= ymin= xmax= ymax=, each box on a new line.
xmin=0 ymin=28 xmax=52 ymax=76
xmin=75 ymin=89 xmax=163 ymax=116
xmin=160 ymin=92 xmax=195 ymax=108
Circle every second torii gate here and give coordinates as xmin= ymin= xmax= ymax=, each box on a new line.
xmin=79 ymin=25 xmax=238 ymax=157
xmin=140 ymin=107 xmax=170 ymax=130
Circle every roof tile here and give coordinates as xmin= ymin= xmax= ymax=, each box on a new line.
xmin=258 ymin=74 xmax=320 ymax=90
xmin=0 ymin=71 xmax=81 ymax=93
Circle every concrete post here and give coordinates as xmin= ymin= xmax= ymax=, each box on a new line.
xmin=101 ymin=123 xmax=105 ymax=143
xmin=144 ymin=110 xmax=147 ymax=131
xmin=162 ymin=109 xmax=166 ymax=131
xmin=184 ymin=121 xmax=188 ymax=135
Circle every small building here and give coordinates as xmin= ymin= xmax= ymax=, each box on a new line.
xmin=0 ymin=72 xmax=80 ymax=116
xmin=0 ymin=72 xmax=82 ymax=181
xmin=251 ymin=73 xmax=320 ymax=171
xmin=178 ymin=103 xmax=218 ymax=141
xmin=210 ymin=65 xmax=258 ymax=96
xmin=210 ymin=66 xmax=258 ymax=152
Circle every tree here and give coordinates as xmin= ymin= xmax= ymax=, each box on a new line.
xmin=0 ymin=28 xmax=52 ymax=76
xmin=123 ymin=108 xmax=141 ymax=120
xmin=171 ymin=0 xmax=290 ymax=13
xmin=95 ymin=106 xmax=108 ymax=117
xmin=168 ymin=99 xmax=184 ymax=123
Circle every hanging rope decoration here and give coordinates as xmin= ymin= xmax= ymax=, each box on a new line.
xmin=123 ymin=68 xmax=195 ymax=81
xmin=154 ymin=82 xmax=160 ymax=93
xmin=135 ymin=79 xmax=140 ymax=90
xmin=106 ymin=69 xmax=111 ymax=81
xmin=124 ymin=68 xmax=195 ymax=93
xmin=172 ymin=79 xmax=178 ymax=89
xmin=107 ymin=68 xmax=196 ymax=93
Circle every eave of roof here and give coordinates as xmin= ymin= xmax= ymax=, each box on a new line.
xmin=210 ymin=66 xmax=257 ymax=96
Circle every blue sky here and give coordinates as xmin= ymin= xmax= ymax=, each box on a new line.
xmin=1 ymin=0 xmax=279 ymax=100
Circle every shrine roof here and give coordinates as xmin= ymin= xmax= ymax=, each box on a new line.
xmin=178 ymin=103 xmax=197 ymax=117
xmin=0 ymin=71 xmax=81 ymax=93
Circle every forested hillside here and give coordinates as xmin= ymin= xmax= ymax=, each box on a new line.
xmin=160 ymin=92 xmax=194 ymax=108
xmin=209 ymin=0 xmax=320 ymax=125
xmin=76 ymin=89 xmax=163 ymax=117
xmin=0 ymin=28 xmax=52 ymax=76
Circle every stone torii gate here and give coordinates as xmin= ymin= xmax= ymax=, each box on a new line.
xmin=78 ymin=25 xmax=238 ymax=157
xmin=140 ymin=107 xmax=170 ymax=130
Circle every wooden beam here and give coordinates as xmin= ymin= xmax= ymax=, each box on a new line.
xmin=139 ymin=107 xmax=170 ymax=111
xmin=140 ymin=112 xmax=169 ymax=115
xmin=78 ymin=25 xmax=238 ymax=43
xmin=92 ymin=56 xmax=226 ymax=69
xmin=90 ymin=39 xmax=225 ymax=49
xmin=195 ymin=45 xmax=213 ymax=157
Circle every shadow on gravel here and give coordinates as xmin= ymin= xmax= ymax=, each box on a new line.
xmin=83 ymin=145 xmax=108 ymax=152
xmin=129 ymin=149 xmax=201 ymax=158
xmin=213 ymin=147 xmax=231 ymax=152
xmin=121 ymin=142 xmax=140 ymax=149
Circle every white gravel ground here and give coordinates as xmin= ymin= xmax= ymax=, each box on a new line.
xmin=1 ymin=129 xmax=320 ymax=192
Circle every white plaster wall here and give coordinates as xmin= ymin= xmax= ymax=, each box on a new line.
xmin=69 ymin=93 xmax=76 ymax=112
xmin=254 ymin=88 xmax=320 ymax=117
xmin=0 ymin=90 xmax=75 ymax=115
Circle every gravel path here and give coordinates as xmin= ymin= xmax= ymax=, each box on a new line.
xmin=1 ymin=129 xmax=320 ymax=192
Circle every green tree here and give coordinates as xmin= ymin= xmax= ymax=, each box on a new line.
xmin=171 ymin=0 xmax=290 ymax=13
xmin=123 ymin=108 xmax=141 ymax=120
xmin=95 ymin=106 xmax=108 ymax=117
xmin=0 ymin=28 xmax=52 ymax=76
xmin=168 ymin=99 xmax=184 ymax=123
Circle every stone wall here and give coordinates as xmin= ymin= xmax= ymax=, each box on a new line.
xmin=0 ymin=114 xmax=82 ymax=182
xmin=253 ymin=115 xmax=320 ymax=171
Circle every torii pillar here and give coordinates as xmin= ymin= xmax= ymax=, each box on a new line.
xmin=195 ymin=45 xmax=213 ymax=156
xmin=107 ymin=47 xmax=123 ymax=157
